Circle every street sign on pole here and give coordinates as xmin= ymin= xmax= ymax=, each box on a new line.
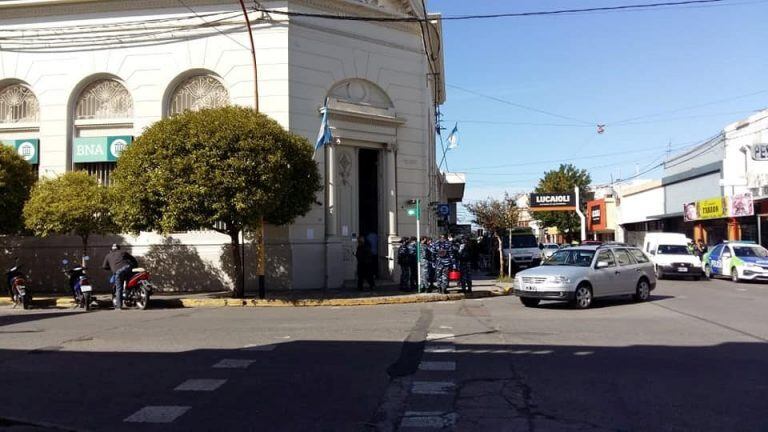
xmin=406 ymin=199 xmax=422 ymax=292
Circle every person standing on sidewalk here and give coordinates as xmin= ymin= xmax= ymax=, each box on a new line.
xmin=433 ymin=235 xmax=454 ymax=294
xmin=457 ymin=237 xmax=473 ymax=293
xmin=355 ymin=237 xmax=375 ymax=291
xmin=407 ymin=237 xmax=418 ymax=291
xmin=102 ymin=244 xmax=138 ymax=310
xmin=397 ymin=238 xmax=410 ymax=291
xmin=419 ymin=237 xmax=431 ymax=292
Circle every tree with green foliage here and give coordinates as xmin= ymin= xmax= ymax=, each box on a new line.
xmin=0 ymin=145 xmax=36 ymax=235
xmin=465 ymin=193 xmax=519 ymax=277
xmin=111 ymin=106 xmax=321 ymax=298
xmin=23 ymin=171 xmax=116 ymax=258
xmin=534 ymin=164 xmax=592 ymax=243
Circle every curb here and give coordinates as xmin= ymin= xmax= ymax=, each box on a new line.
xmin=0 ymin=290 xmax=509 ymax=309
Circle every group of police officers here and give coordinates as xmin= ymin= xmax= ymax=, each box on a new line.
xmin=397 ymin=234 xmax=473 ymax=294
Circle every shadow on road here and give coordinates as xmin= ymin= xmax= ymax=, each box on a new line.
xmin=530 ymin=294 xmax=676 ymax=310
xmin=0 ymin=337 xmax=765 ymax=431
xmin=0 ymin=311 xmax=80 ymax=328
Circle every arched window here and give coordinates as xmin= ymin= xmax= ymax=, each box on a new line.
xmin=168 ymin=75 xmax=229 ymax=116
xmin=0 ymin=84 xmax=39 ymax=125
xmin=72 ymin=78 xmax=134 ymax=185
xmin=75 ymin=79 xmax=133 ymax=120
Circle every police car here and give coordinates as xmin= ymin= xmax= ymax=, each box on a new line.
xmin=702 ymin=241 xmax=768 ymax=282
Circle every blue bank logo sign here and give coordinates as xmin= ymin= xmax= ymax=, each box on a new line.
xmin=1 ymin=139 xmax=39 ymax=164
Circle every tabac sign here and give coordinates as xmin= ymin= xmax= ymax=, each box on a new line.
xmin=1 ymin=139 xmax=39 ymax=164
xmin=529 ymin=193 xmax=576 ymax=211
xmin=73 ymin=136 xmax=132 ymax=163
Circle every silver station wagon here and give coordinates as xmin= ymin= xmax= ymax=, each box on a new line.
xmin=513 ymin=245 xmax=656 ymax=309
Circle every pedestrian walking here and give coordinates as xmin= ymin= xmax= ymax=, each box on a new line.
xmin=457 ymin=237 xmax=473 ymax=293
xmin=397 ymin=238 xmax=410 ymax=291
xmin=355 ymin=237 xmax=375 ymax=291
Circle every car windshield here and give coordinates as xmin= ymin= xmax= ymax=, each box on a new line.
xmin=543 ymin=249 xmax=595 ymax=267
xmin=657 ymin=245 xmax=691 ymax=255
xmin=504 ymin=235 xmax=538 ymax=248
xmin=733 ymin=245 xmax=768 ymax=258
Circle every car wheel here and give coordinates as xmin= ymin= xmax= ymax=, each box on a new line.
xmin=520 ymin=297 xmax=540 ymax=308
xmin=704 ymin=265 xmax=712 ymax=279
xmin=731 ymin=267 xmax=740 ymax=283
xmin=573 ymin=284 xmax=593 ymax=309
xmin=655 ymin=266 xmax=664 ymax=280
xmin=634 ymin=278 xmax=651 ymax=302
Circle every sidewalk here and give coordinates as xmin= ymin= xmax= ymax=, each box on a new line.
xmin=0 ymin=275 xmax=509 ymax=309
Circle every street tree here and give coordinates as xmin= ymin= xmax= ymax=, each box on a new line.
xmin=111 ymin=106 xmax=321 ymax=298
xmin=23 ymin=171 xmax=115 ymax=259
xmin=534 ymin=164 xmax=592 ymax=242
xmin=0 ymin=145 xmax=36 ymax=235
xmin=465 ymin=193 xmax=519 ymax=277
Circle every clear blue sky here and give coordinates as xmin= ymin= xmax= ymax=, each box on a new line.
xmin=431 ymin=0 xmax=768 ymax=215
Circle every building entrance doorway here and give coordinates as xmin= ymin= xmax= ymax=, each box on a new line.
xmin=358 ymin=148 xmax=380 ymax=276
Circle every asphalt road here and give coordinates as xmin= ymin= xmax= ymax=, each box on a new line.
xmin=1 ymin=277 xmax=767 ymax=432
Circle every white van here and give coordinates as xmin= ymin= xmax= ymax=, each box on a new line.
xmin=642 ymin=233 xmax=703 ymax=280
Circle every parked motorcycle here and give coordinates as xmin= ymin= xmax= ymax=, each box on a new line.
xmin=111 ymin=267 xmax=154 ymax=310
xmin=6 ymin=260 xmax=31 ymax=309
xmin=62 ymin=259 xmax=95 ymax=311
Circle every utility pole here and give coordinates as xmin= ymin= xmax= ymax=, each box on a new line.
xmin=237 ymin=0 xmax=265 ymax=298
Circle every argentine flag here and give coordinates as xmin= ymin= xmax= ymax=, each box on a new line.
xmin=446 ymin=123 xmax=459 ymax=150
xmin=315 ymin=98 xmax=333 ymax=152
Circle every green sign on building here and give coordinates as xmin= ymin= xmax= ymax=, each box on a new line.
xmin=1 ymin=139 xmax=39 ymax=165
xmin=73 ymin=136 xmax=132 ymax=163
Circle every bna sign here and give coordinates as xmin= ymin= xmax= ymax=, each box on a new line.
xmin=73 ymin=136 xmax=132 ymax=163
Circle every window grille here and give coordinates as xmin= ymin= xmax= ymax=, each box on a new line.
xmin=75 ymin=162 xmax=115 ymax=185
xmin=75 ymin=80 xmax=133 ymax=121
xmin=0 ymin=84 xmax=39 ymax=124
xmin=169 ymin=75 xmax=229 ymax=116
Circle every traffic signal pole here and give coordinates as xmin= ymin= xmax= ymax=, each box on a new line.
xmin=416 ymin=199 xmax=422 ymax=293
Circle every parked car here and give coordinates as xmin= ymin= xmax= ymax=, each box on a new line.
xmin=702 ymin=241 xmax=768 ymax=282
xmin=643 ymin=233 xmax=702 ymax=280
xmin=540 ymin=243 xmax=560 ymax=259
xmin=502 ymin=228 xmax=542 ymax=270
xmin=513 ymin=244 xmax=656 ymax=309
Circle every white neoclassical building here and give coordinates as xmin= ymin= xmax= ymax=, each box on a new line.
xmin=0 ymin=0 xmax=461 ymax=292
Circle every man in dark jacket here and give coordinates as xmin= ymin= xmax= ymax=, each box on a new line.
xmin=102 ymin=244 xmax=138 ymax=310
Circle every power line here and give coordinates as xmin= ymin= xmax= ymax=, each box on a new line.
xmin=252 ymin=0 xmax=732 ymax=22
xmin=175 ymin=0 xmax=252 ymax=51
xmin=448 ymin=84 xmax=595 ymax=126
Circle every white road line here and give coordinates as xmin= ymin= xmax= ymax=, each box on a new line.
xmin=213 ymin=359 xmax=255 ymax=369
xmin=400 ymin=412 xmax=458 ymax=429
xmin=174 ymin=379 xmax=227 ymax=392
xmin=419 ymin=361 xmax=456 ymax=371
xmin=424 ymin=344 xmax=455 ymax=353
xmin=242 ymin=344 xmax=277 ymax=351
xmin=574 ymin=351 xmax=594 ymax=356
xmin=426 ymin=333 xmax=454 ymax=341
xmin=124 ymin=406 xmax=190 ymax=423
xmin=412 ymin=381 xmax=455 ymax=395
xmin=439 ymin=325 xmax=453 ymax=330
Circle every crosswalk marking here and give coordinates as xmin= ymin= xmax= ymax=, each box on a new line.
xmin=174 ymin=379 xmax=227 ymax=391
xmin=124 ymin=406 xmax=190 ymax=423
xmin=412 ymin=381 xmax=455 ymax=395
xmin=419 ymin=361 xmax=456 ymax=371
xmin=400 ymin=411 xmax=458 ymax=429
xmin=424 ymin=344 xmax=455 ymax=353
xmin=213 ymin=359 xmax=255 ymax=369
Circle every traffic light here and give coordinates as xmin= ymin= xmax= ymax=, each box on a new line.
xmin=406 ymin=199 xmax=420 ymax=218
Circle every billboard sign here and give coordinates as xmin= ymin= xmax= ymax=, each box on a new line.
xmin=683 ymin=194 xmax=754 ymax=222
xmin=529 ymin=193 xmax=576 ymax=211
xmin=73 ymin=136 xmax=132 ymax=163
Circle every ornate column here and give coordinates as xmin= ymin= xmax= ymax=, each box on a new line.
xmin=326 ymin=142 xmax=337 ymax=237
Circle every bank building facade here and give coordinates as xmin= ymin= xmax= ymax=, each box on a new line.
xmin=0 ymin=0 xmax=463 ymax=292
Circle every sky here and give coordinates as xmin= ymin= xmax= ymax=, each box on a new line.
xmin=429 ymin=0 xmax=768 ymax=221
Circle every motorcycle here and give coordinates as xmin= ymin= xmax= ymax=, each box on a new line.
xmin=111 ymin=267 xmax=154 ymax=310
xmin=62 ymin=259 xmax=95 ymax=311
xmin=6 ymin=260 xmax=31 ymax=309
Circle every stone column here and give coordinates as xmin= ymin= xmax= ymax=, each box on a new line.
xmin=326 ymin=143 xmax=337 ymax=237
xmin=386 ymin=143 xmax=398 ymax=276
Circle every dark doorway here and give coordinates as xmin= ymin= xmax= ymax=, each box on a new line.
xmin=358 ymin=149 xmax=380 ymax=275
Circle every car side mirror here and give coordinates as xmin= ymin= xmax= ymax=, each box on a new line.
xmin=596 ymin=261 xmax=610 ymax=269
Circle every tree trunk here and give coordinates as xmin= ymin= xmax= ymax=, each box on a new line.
xmin=495 ymin=233 xmax=504 ymax=278
xmin=81 ymin=234 xmax=89 ymax=267
xmin=230 ymin=230 xmax=244 ymax=298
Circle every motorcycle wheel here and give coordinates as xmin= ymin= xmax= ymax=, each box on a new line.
xmin=22 ymin=294 xmax=30 ymax=310
xmin=136 ymin=286 xmax=150 ymax=310
xmin=83 ymin=292 xmax=91 ymax=311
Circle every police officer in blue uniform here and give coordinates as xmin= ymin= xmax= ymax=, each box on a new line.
xmin=432 ymin=234 xmax=454 ymax=294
